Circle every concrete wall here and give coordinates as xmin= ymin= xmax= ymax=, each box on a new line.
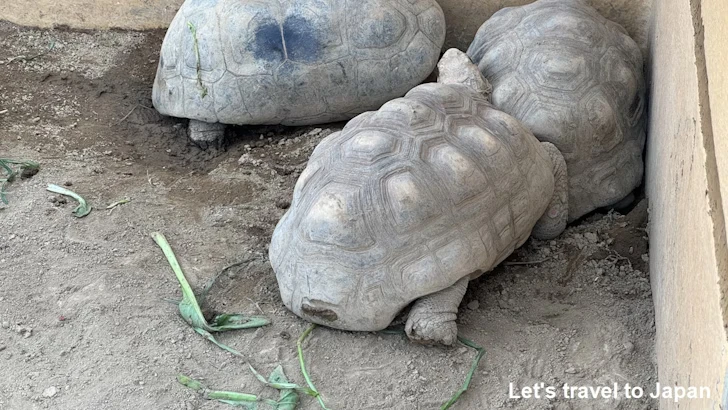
xmin=647 ymin=0 xmax=728 ymax=408
xmin=1 ymin=0 xmax=651 ymax=52
xmin=440 ymin=0 xmax=650 ymax=53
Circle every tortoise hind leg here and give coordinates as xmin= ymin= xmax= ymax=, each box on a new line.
xmin=405 ymin=276 xmax=469 ymax=346
xmin=188 ymin=119 xmax=225 ymax=150
xmin=532 ymin=141 xmax=568 ymax=240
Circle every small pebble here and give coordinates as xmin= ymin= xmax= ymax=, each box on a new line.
xmin=466 ymin=300 xmax=480 ymax=310
xmin=565 ymin=367 xmax=577 ymax=374
xmin=275 ymin=199 xmax=291 ymax=210
xmin=42 ymin=386 xmax=57 ymax=398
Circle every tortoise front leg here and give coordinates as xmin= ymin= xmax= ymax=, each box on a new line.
xmin=188 ymin=119 xmax=225 ymax=150
xmin=405 ymin=276 xmax=469 ymax=346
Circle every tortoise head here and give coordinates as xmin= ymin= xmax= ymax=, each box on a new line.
xmin=276 ymin=262 xmax=404 ymax=332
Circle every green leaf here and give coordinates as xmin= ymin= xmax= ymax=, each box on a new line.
xmin=177 ymin=374 xmax=264 ymax=409
xmin=177 ymin=374 xmax=204 ymax=392
xmin=194 ymin=327 xmax=244 ymax=357
xmin=151 ymin=232 xmax=269 ymax=355
xmin=269 ymin=366 xmax=300 ymax=410
xmin=46 ymin=183 xmax=92 ymax=217
xmin=249 ymin=364 xmax=317 ymax=397
xmin=0 ymin=158 xmax=39 ymax=204
xmin=207 ymin=390 xmax=260 ymax=403
xmin=210 ymin=313 xmax=271 ymax=331
xmin=151 ymin=232 xmax=207 ymax=327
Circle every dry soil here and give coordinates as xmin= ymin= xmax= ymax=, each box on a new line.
xmin=0 ymin=22 xmax=656 ymax=410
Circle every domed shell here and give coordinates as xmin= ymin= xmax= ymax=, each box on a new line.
xmin=467 ymin=0 xmax=645 ymax=221
xmin=270 ymin=83 xmax=554 ymax=331
xmin=152 ymin=0 xmax=445 ymax=126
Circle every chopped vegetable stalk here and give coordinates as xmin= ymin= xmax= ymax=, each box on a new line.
xmin=106 ymin=198 xmax=131 ymax=210
xmin=0 ymin=158 xmax=39 ymax=204
xmin=440 ymin=335 xmax=486 ymax=410
xmin=46 ymin=183 xmax=92 ymax=217
xmin=249 ymin=364 xmax=318 ymax=397
xmin=151 ymin=232 xmax=270 ymax=355
xmin=177 ymin=366 xmax=299 ymax=409
xmin=186 ymin=22 xmax=208 ymax=98
xmin=297 ymin=325 xmax=330 ymax=410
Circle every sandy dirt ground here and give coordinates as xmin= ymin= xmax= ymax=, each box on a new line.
xmin=0 ymin=23 xmax=656 ymax=410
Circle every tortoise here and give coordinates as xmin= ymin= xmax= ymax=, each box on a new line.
xmin=467 ymin=0 xmax=646 ymax=221
xmin=269 ymin=49 xmax=569 ymax=345
xmin=152 ymin=0 xmax=446 ymax=149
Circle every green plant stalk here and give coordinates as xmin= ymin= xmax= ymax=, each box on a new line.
xmin=186 ymin=21 xmax=208 ymax=98
xmin=206 ymin=390 xmax=260 ymax=402
xmin=46 ymin=183 xmax=92 ymax=217
xmin=0 ymin=158 xmax=39 ymax=204
xmin=194 ymin=327 xmax=244 ymax=357
xmin=440 ymin=335 xmax=486 ymax=410
xmin=249 ymin=364 xmax=318 ymax=397
xmin=178 ymin=368 xmax=299 ymax=409
xmin=269 ymin=366 xmax=300 ymax=410
xmin=297 ymin=324 xmax=329 ymax=410
xmin=151 ymin=232 xmax=269 ymax=355
xmin=106 ymin=198 xmax=131 ymax=209
xmin=178 ymin=374 xmax=267 ymax=409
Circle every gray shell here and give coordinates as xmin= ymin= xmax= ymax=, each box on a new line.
xmin=270 ymin=83 xmax=554 ymax=331
xmin=152 ymin=0 xmax=446 ymax=126
xmin=467 ymin=0 xmax=646 ymax=221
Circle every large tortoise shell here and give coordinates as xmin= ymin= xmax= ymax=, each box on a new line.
xmin=467 ymin=0 xmax=645 ymax=221
xmin=152 ymin=0 xmax=445 ymax=126
xmin=270 ymin=83 xmax=554 ymax=331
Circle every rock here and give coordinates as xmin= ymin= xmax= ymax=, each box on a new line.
xmin=42 ymin=386 xmax=57 ymax=398
xmin=15 ymin=326 xmax=32 ymax=338
xmin=466 ymin=300 xmax=480 ymax=310
xmin=584 ymin=232 xmax=598 ymax=243
xmin=565 ymin=367 xmax=577 ymax=374
xmin=437 ymin=49 xmax=492 ymax=98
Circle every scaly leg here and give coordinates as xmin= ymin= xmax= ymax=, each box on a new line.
xmin=405 ymin=276 xmax=469 ymax=346
xmin=188 ymin=119 xmax=225 ymax=150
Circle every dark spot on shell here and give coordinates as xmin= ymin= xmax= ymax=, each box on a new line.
xmin=282 ymin=16 xmax=320 ymax=63
xmin=251 ymin=19 xmax=285 ymax=62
